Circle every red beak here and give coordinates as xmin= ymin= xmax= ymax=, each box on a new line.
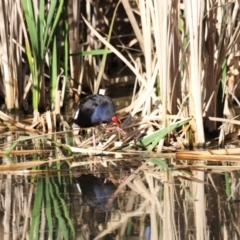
xmin=112 ymin=116 xmax=120 ymax=128
xmin=112 ymin=116 xmax=126 ymax=137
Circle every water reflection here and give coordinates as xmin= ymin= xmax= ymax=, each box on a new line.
xmin=0 ymin=172 xmax=151 ymax=239
xmin=75 ymin=174 xmax=117 ymax=211
xmin=0 ymin=162 xmax=239 ymax=239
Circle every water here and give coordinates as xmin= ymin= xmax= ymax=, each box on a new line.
xmin=0 ymin=129 xmax=239 ymax=239
xmin=0 ymin=171 xmax=150 ymax=239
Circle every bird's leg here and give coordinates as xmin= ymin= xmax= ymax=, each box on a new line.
xmin=104 ymin=125 xmax=126 ymax=137
xmin=116 ymin=127 xmax=126 ymax=137
xmin=104 ymin=170 xmax=129 ymax=184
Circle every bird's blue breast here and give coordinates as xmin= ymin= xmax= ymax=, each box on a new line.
xmin=73 ymin=94 xmax=116 ymax=128
xmin=90 ymin=105 xmax=113 ymax=125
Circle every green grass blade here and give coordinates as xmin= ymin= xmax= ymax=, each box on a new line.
xmin=224 ymin=172 xmax=231 ymax=198
xmin=147 ymin=158 xmax=169 ymax=169
xmin=21 ymin=0 xmax=39 ymax=57
xmin=30 ymin=178 xmax=43 ymax=240
xmin=4 ymin=140 xmax=19 ymax=155
xmin=25 ymin=42 xmax=34 ymax=77
xmin=45 ymin=177 xmax=54 ymax=240
xmin=32 ymin=65 xmax=40 ymax=110
xmin=62 ymin=22 xmax=69 ymax=106
xmin=38 ymin=0 xmax=45 ymax=57
xmin=136 ymin=118 xmax=191 ymax=151
xmin=70 ymin=49 xmax=112 ymax=56
xmin=50 ymin=35 xmax=58 ymax=107
xmin=5 ymin=155 xmax=14 ymax=164
xmin=46 ymin=0 xmax=65 ymax=49
xmin=43 ymin=0 xmax=57 ymax=48
xmin=49 ymin=178 xmax=75 ymax=239
xmin=4 ymin=136 xmax=31 ymax=155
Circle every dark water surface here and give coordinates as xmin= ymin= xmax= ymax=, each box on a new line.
xmin=0 ymin=165 xmax=239 ymax=240
xmin=0 ymin=127 xmax=239 ymax=239
xmin=0 ymin=171 xmax=151 ymax=240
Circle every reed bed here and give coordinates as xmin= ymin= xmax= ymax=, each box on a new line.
xmin=0 ymin=0 xmax=240 ymax=239
xmin=0 ymin=0 xmax=239 ymax=146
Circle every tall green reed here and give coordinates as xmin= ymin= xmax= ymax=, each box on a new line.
xmin=21 ymin=0 xmax=65 ymax=120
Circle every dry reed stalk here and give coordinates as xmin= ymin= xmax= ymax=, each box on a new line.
xmin=145 ymin=171 xmax=160 ymax=240
xmin=184 ymin=0 xmax=205 ymax=145
xmin=55 ymin=90 xmax=61 ymax=114
xmin=162 ymin=171 xmax=177 ymax=240
xmin=0 ymin=111 xmax=37 ymax=132
xmin=0 ymin=1 xmax=20 ymax=110
xmin=119 ymin=189 xmax=139 ymax=237
xmin=133 ymin=176 xmax=158 ymax=240
xmin=3 ymin=174 xmax=12 ymax=239
xmin=176 ymin=152 xmax=240 ymax=161
xmin=102 ymin=133 xmax=119 ymax=150
xmin=121 ymin=0 xmax=144 ymax=52
xmin=68 ymin=0 xmax=81 ymax=96
xmin=184 ymin=0 xmax=206 ymax=222
xmin=21 ymin=183 xmax=34 ymax=240
xmin=176 ymin=165 xmax=240 ymax=171
xmin=95 ymin=199 xmax=149 ymax=240
xmin=0 ymin=156 xmax=74 ymax=172
xmin=209 ymin=116 xmax=240 ymax=126
xmin=45 ymin=111 xmax=52 ymax=133
xmin=193 ymin=168 xmax=207 ymax=240
xmin=0 ymin=149 xmax=51 ymax=156
xmin=104 ymin=164 xmax=148 ymax=208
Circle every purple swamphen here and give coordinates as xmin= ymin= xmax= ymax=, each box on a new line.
xmin=73 ymin=94 xmax=121 ymax=128
xmin=72 ymin=94 xmax=125 ymax=148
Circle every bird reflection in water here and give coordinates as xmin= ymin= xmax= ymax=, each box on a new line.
xmin=75 ymin=174 xmax=117 ymax=211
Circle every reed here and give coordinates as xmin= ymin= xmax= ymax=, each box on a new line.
xmin=0 ymin=1 xmax=22 ymax=110
xmin=21 ymin=0 xmax=65 ymax=122
xmin=0 ymin=0 xmax=238 ymax=147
